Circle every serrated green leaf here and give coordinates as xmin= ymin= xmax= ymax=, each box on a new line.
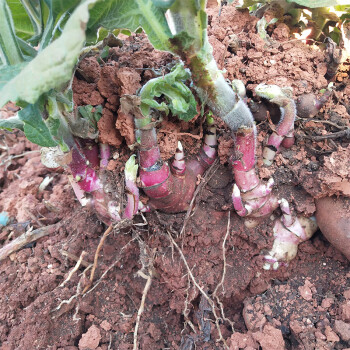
xmin=0 ymin=0 xmax=96 ymax=108
xmin=18 ymin=104 xmax=57 ymax=146
xmin=87 ymin=0 xmax=172 ymax=50
xmin=0 ymin=115 xmax=24 ymax=130
xmin=140 ymin=63 xmax=197 ymax=121
xmin=286 ymin=0 xmax=350 ymax=8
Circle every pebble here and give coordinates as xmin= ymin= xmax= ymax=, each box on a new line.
xmin=334 ymin=320 xmax=350 ymax=341
xmin=325 ymin=326 xmax=340 ymax=342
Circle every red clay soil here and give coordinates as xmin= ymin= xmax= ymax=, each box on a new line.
xmin=0 ymin=3 xmax=349 ymax=350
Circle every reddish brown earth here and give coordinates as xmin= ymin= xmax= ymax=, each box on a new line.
xmin=0 ymin=3 xmax=349 ymax=350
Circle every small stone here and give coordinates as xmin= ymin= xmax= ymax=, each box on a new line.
xmin=252 ymin=324 xmax=285 ymax=350
xmin=321 ymin=298 xmax=334 ymax=309
xmin=344 ymin=289 xmax=350 ymax=299
xmin=100 ymin=320 xmax=112 ymax=331
xmin=298 ymin=284 xmax=313 ymax=301
xmin=79 ymin=325 xmax=101 ymax=350
xmin=230 ymin=331 xmax=257 ymax=349
xmin=290 ymin=320 xmax=305 ymax=334
xmin=334 ymin=320 xmax=350 ymax=341
xmin=341 ymin=301 xmax=350 ymax=321
xmin=315 ymin=331 xmax=326 ymax=340
xmin=325 ymin=326 xmax=340 ymax=342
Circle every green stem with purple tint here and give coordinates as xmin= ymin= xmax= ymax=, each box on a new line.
xmin=166 ymin=0 xmax=254 ymax=130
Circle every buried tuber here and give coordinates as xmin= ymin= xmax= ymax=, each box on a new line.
xmin=296 ymin=89 xmax=333 ymax=119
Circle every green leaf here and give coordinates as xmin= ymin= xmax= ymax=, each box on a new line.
xmin=286 ymin=0 xmax=350 ymax=8
xmin=124 ymin=154 xmax=138 ymax=182
xmin=0 ymin=0 xmax=24 ymax=64
xmin=0 ymin=62 xmax=27 ymax=89
xmin=0 ymin=115 xmax=24 ymax=130
xmin=0 ymin=0 xmax=97 ymax=108
xmin=18 ymin=104 xmax=57 ymax=146
xmin=140 ymin=63 xmax=197 ymax=121
xmin=87 ymin=0 xmax=172 ymax=50
xmin=6 ymin=0 xmax=37 ymax=41
xmin=167 ymin=0 xmax=207 ymax=55
xmin=16 ymin=37 xmax=37 ymax=57
xmin=99 ymin=45 xmax=110 ymax=59
xmin=77 ymin=104 xmax=103 ymax=129
xmin=40 ymin=0 xmax=81 ymax=49
xmin=151 ymin=0 xmax=175 ymax=8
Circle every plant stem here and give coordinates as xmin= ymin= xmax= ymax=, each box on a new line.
xmin=167 ymin=0 xmax=253 ymax=130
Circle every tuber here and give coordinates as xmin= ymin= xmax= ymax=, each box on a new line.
xmin=315 ymin=196 xmax=350 ymax=260
xmin=296 ymin=89 xmax=332 ymax=119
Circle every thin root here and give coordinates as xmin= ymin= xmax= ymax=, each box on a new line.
xmin=133 ymin=238 xmax=156 ymax=350
xmin=60 ymin=249 xmax=91 ymax=268
xmin=82 ymin=224 xmax=113 ymax=294
xmin=165 ymin=230 xmax=229 ymax=349
xmin=60 ymin=251 xmax=89 ymax=288
xmin=133 ymin=270 xmax=153 ymax=350
xmin=212 ymin=212 xmax=235 ymax=332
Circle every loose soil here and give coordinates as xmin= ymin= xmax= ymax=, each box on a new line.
xmin=0 ymin=3 xmax=349 ymax=350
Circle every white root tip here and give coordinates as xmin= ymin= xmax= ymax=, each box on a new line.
xmin=233 ymin=183 xmax=240 ymax=196
xmin=263 ymin=263 xmax=271 ymax=270
xmin=267 ymin=177 xmax=274 ymax=189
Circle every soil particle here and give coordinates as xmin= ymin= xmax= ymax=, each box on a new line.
xmin=78 ymin=57 xmax=101 ymax=83
xmin=252 ymin=324 xmax=285 ymax=350
xmin=97 ymin=108 xmax=123 ymax=146
xmin=78 ymin=325 xmax=101 ymax=350
xmin=341 ymin=300 xmax=350 ymax=322
xmin=229 ymin=331 xmax=257 ymax=350
xmin=116 ymin=107 xmax=136 ymax=146
xmin=115 ymin=67 xmax=141 ymax=95
xmin=97 ymin=64 xmax=119 ymax=99
xmin=298 ymin=279 xmax=314 ymax=301
xmin=272 ymin=23 xmax=291 ymax=41
xmin=325 ymin=325 xmax=340 ymax=342
xmin=73 ymin=78 xmax=104 ymax=106
xmin=334 ymin=320 xmax=350 ymax=342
